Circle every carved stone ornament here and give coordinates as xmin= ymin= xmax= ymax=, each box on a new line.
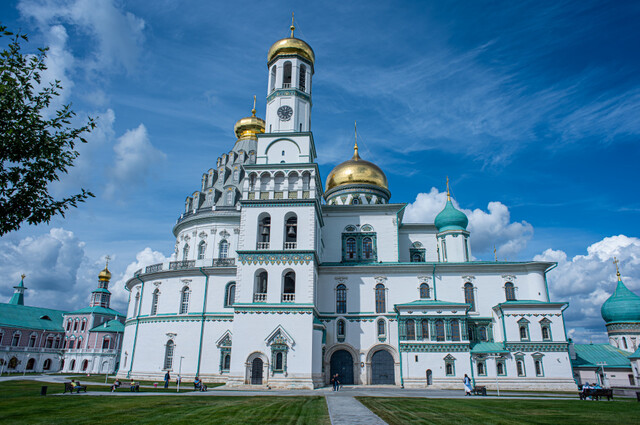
xmin=153 ymin=281 xmax=162 ymax=288
xmin=233 ymin=228 xmax=240 ymax=234
xmin=166 ymin=333 xmax=176 ymax=340
xmin=181 ymin=279 xmax=192 ymax=286
xmin=461 ymin=275 xmax=476 ymax=281
xmin=417 ymin=275 xmax=431 ymax=283
xmin=220 ymin=230 xmax=230 ymax=238
xmin=334 ymin=277 xmax=348 ymax=284
xmin=192 ymin=231 xmax=197 ymax=236
xmin=374 ymin=276 xmax=387 ymax=284
xmin=210 ymin=227 xmax=217 ymax=234
xmin=199 ymin=232 xmax=207 ymax=239
xmin=502 ymin=274 xmax=517 ymax=281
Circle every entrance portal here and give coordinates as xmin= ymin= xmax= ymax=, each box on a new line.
xmin=251 ymin=358 xmax=263 ymax=385
xmin=371 ymin=350 xmax=395 ymax=385
xmin=330 ymin=350 xmax=354 ymax=385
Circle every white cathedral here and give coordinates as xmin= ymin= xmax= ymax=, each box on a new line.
xmin=118 ymin=24 xmax=577 ymax=391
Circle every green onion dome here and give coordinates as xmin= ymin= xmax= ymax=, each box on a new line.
xmin=435 ymin=198 xmax=468 ymax=232
xmin=601 ymin=276 xmax=640 ymax=323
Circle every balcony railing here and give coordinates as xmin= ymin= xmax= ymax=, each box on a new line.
xmin=145 ymin=263 xmax=163 ymax=273
xmin=254 ymin=293 xmax=267 ymax=302
xmin=284 ymin=242 xmax=297 ymax=250
xmin=257 ymin=242 xmax=270 ymax=250
xmin=169 ymin=260 xmax=195 ymax=270
xmin=212 ymin=258 xmax=235 ymax=267
xmin=283 ymin=83 xmax=291 ymax=88
xmin=281 ymin=293 xmax=295 ymax=303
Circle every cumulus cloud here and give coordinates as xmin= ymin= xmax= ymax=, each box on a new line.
xmin=104 ymin=124 xmax=166 ymax=199
xmin=18 ymin=0 xmax=145 ymax=74
xmin=0 ymin=228 xmax=86 ymax=309
xmin=535 ymin=235 xmax=640 ymax=343
xmin=404 ymin=188 xmax=533 ymax=259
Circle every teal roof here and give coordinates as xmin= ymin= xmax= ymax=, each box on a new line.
xmin=91 ymin=288 xmax=111 ymax=295
xmin=630 ymin=347 xmax=640 ymax=359
xmin=571 ymin=344 xmax=631 ymax=368
xmin=70 ymin=306 xmax=124 ymax=317
xmin=89 ymin=319 xmax=124 ymax=333
xmin=496 ymin=300 xmax=567 ymax=308
xmin=601 ymin=278 xmax=640 ymax=324
xmin=8 ymin=277 xmax=26 ymax=305
xmin=470 ymin=342 xmax=509 ymax=353
xmin=396 ymin=299 xmax=470 ymax=308
xmin=434 ymin=199 xmax=468 ymax=232
xmin=0 ymin=303 xmax=66 ymax=331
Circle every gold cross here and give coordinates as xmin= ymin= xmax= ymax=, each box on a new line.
xmin=613 ymin=257 xmax=620 ymax=279
xmin=105 ymin=255 xmax=111 ymax=268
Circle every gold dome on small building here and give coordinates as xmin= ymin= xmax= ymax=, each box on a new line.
xmin=98 ymin=267 xmax=112 ymax=281
xmin=267 ymin=18 xmax=315 ymax=64
xmin=325 ymin=144 xmax=389 ymax=192
xmin=234 ymin=97 xmax=265 ymax=141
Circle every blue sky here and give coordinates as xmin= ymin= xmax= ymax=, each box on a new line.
xmin=1 ymin=0 xmax=639 ymax=343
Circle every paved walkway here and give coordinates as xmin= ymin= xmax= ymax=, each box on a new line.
xmin=325 ymin=394 xmax=387 ymax=425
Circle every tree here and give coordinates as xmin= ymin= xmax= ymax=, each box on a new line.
xmin=0 ymin=25 xmax=95 ymax=235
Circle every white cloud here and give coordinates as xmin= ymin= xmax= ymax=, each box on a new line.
xmin=104 ymin=124 xmax=166 ymax=199
xmin=535 ymin=235 xmax=640 ymax=343
xmin=18 ymin=0 xmax=145 ymax=74
xmin=404 ymin=188 xmax=533 ymax=258
xmin=0 ymin=228 xmax=85 ymax=309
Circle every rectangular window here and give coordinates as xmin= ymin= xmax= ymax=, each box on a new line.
xmin=445 ymin=361 xmax=455 ymax=376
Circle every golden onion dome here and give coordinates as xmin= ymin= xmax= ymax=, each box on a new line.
xmin=234 ymin=102 xmax=265 ymax=141
xmin=267 ymin=21 xmax=315 ymax=64
xmin=98 ymin=267 xmax=112 ymax=281
xmin=326 ymin=144 xmax=388 ymax=192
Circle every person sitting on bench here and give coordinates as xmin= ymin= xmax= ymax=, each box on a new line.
xmin=111 ymin=379 xmax=121 ymax=392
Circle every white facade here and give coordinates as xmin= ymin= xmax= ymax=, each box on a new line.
xmin=117 ymin=30 xmax=577 ymax=391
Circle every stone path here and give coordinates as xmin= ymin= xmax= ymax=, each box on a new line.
xmin=325 ymin=394 xmax=387 ymax=425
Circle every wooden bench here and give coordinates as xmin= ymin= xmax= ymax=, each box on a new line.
xmin=63 ymin=382 xmax=87 ymax=394
xmin=579 ymin=388 xmax=613 ymax=401
xmin=473 ymin=386 xmax=487 ymax=396
xmin=129 ymin=383 xmax=140 ymax=392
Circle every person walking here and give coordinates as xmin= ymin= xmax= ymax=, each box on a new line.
xmin=164 ymin=371 xmax=170 ymax=389
xmin=463 ymin=374 xmax=473 ymax=396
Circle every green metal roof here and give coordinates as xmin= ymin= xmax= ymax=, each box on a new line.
xmin=629 ymin=347 xmax=640 ymax=359
xmin=89 ymin=319 xmax=124 ymax=333
xmin=70 ymin=306 xmax=124 ymax=317
xmin=0 ymin=302 xmax=66 ymax=331
xmin=434 ymin=199 xmax=468 ymax=232
xmin=91 ymin=288 xmax=111 ymax=294
xmin=395 ymin=299 xmax=470 ymax=308
xmin=470 ymin=342 xmax=509 ymax=354
xmin=571 ymin=343 xmax=631 ymax=368
xmin=601 ymin=278 xmax=640 ymax=324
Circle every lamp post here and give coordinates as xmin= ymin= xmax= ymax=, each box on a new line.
xmin=597 ymin=361 xmax=608 ymax=387
xmin=483 ymin=355 xmax=502 ymax=397
xmin=23 ymin=354 xmax=30 ymax=376
xmin=177 ymin=356 xmax=184 ymax=393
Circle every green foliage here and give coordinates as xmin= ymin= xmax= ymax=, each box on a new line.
xmin=0 ymin=25 xmax=95 ymax=235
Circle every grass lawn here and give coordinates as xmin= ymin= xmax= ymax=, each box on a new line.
xmin=0 ymin=380 xmax=330 ymax=425
xmin=358 ymin=397 xmax=640 ymax=425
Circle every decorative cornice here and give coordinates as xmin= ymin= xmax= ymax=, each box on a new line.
xmin=238 ymin=251 xmax=316 ymax=265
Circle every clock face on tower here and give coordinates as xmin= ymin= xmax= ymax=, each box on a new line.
xmin=277 ymin=105 xmax=293 ymax=121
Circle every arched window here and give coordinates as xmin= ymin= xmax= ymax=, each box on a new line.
xmin=182 ymin=244 xmax=190 ymax=261
xmin=419 ymin=283 xmax=430 ymax=299
xmin=445 ymin=363 xmax=453 ymax=376
xmin=219 ymin=240 xmax=229 ymax=258
xmin=337 ymin=319 xmax=346 ymax=337
xmin=73 ymin=320 xmax=78 ymax=331
xmin=258 ymin=215 xmax=271 ymax=247
xmin=102 ymin=337 xmax=110 ymax=349
xmin=198 ymin=241 xmax=206 ymax=260
xmin=504 ymin=282 xmax=516 ymax=301
xmin=441 ymin=240 xmax=448 ymax=261
xmin=412 ymin=253 xmax=422 ymax=262
xmin=66 ymin=320 xmax=72 ymax=331
xmin=362 ymin=237 xmax=373 ymax=259
xmin=421 ymin=319 xmax=429 ymax=340
xmin=28 ymin=334 xmax=36 ymax=347
xmin=283 ymin=271 xmax=295 ymax=302
xmin=223 ymin=354 xmax=231 ymax=371
xmin=76 ymin=338 xmax=82 ymax=349
xmin=164 ymin=340 xmax=174 ymax=370
xmin=81 ymin=319 xmax=86 ymax=331
xmin=254 ymin=271 xmax=268 ymax=302
xmin=479 ymin=327 xmax=487 ymax=341
xmin=406 ymin=319 xmax=416 ymax=340
xmin=270 ymin=66 xmax=276 ymax=92
xmin=43 ymin=359 xmax=52 ymax=370
xmin=299 ymin=64 xmax=307 ymax=91
xmin=451 ymin=320 xmax=460 ymax=341
xmin=377 ymin=319 xmax=385 ymax=336
xmin=179 ymin=287 xmax=190 ymax=314
xmin=151 ymin=289 xmax=159 ymax=316
xmin=275 ymin=352 xmax=283 ymax=370
xmin=346 ymin=238 xmax=356 ymax=259
xmin=81 ymin=360 xmax=88 ymax=371
xmin=623 ymin=337 xmax=628 ymax=349
xmin=516 ymin=360 xmax=525 ymax=376
xmin=519 ymin=325 xmax=528 ymax=340
xmin=70 ymin=359 xmax=76 ymax=370
xmin=535 ymin=359 xmax=543 ymax=376
xmin=133 ymin=292 xmax=140 ymax=317
xmin=464 ymin=283 xmax=475 ymax=311
xmin=477 ymin=362 xmax=485 ymax=375
xmin=226 ymin=190 xmax=234 ymax=205
xmin=375 ymin=284 xmax=386 ymax=314
xmin=435 ymin=320 xmax=445 ymax=341
xmin=288 ymin=172 xmax=299 ymax=192
xmin=497 ymin=362 xmax=505 ymax=375
xmin=283 ymin=61 xmax=292 ymax=87
xmin=285 ymin=215 xmax=297 ymax=248
xmin=11 ymin=332 xmax=20 ymax=346
xmin=336 ymin=284 xmax=347 ymax=314
xmin=225 ymin=282 xmax=236 ymax=307
xmin=233 ymin=168 xmax=240 ymax=182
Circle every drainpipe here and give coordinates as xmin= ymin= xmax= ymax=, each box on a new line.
xmin=543 ymin=263 xmax=557 ymax=301
xmin=196 ymin=268 xmax=210 ymax=377
xmin=127 ymin=276 xmax=145 ymax=378
xmin=498 ymin=306 xmax=507 ymax=350
xmin=432 ymin=264 xmax=437 ymax=301
xmin=469 ymin=355 xmax=476 ymax=388
xmin=395 ymin=307 xmax=404 ymax=388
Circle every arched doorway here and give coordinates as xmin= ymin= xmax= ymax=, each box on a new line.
xmin=426 ymin=369 xmax=433 ymax=385
xmin=8 ymin=357 xmax=18 ymax=369
xmin=26 ymin=358 xmax=35 ymax=370
xmin=330 ymin=350 xmax=354 ymax=385
xmin=371 ymin=350 xmax=395 ymax=384
xmin=251 ymin=358 xmax=263 ymax=385
xmin=81 ymin=360 xmax=89 ymax=371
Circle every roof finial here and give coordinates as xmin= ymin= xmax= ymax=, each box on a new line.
xmin=105 ymin=255 xmax=111 ymax=269
xmin=494 ymin=246 xmax=497 ymax=262
xmin=21 ymin=273 xmax=26 ymax=280
xmin=290 ymin=12 xmax=295 ymax=37
xmin=251 ymin=95 xmax=256 ymax=116
xmin=353 ymin=121 xmax=360 ymax=160
xmin=446 ymin=176 xmax=451 ymax=201
xmin=613 ymin=257 xmax=621 ymax=281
